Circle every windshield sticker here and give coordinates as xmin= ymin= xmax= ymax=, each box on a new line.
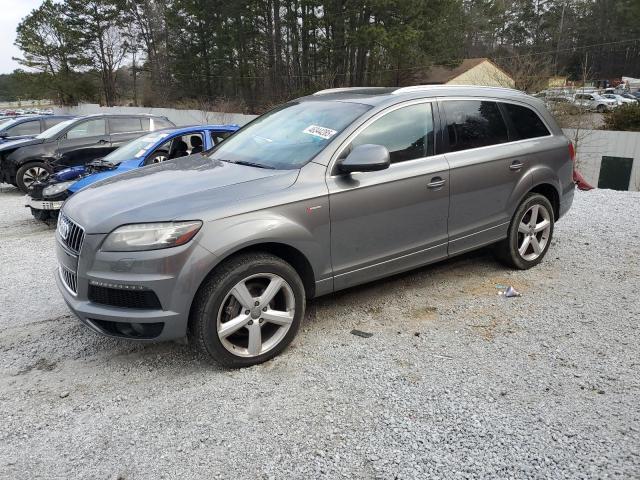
xmin=303 ymin=125 xmax=337 ymax=140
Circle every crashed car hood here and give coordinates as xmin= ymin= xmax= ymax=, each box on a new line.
xmin=63 ymin=154 xmax=299 ymax=234
xmin=0 ymin=137 xmax=44 ymax=151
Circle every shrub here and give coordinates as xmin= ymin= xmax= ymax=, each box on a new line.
xmin=602 ymin=103 xmax=640 ymax=132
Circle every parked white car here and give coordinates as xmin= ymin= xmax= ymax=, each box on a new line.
xmin=602 ymin=93 xmax=637 ymax=105
xmin=573 ymin=93 xmax=617 ymax=112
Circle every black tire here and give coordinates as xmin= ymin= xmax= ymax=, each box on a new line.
xmin=30 ymin=207 xmax=51 ymax=222
xmin=189 ymin=252 xmax=305 ymax=368
xmin=494 ymin=193 xmax=555 ymax=270
xmin=596 ymin=104 xmax=606 ymax=113
xmin=16 ymin=162 xmax=52 ymax=193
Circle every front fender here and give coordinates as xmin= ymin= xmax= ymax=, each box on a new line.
xmin=197 ymin=206 xmax=331 ymax=278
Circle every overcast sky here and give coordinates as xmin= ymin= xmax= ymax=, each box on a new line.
xmin=1 ymin=0 xmax=45 ymax=74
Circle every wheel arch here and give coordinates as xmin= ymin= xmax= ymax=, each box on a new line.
xmin=528 ymin=182 xmax=560 ymax=220
xmin=187 ymin=241 xmax=318 ymax=330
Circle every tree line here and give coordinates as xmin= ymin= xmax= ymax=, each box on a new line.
xmin=5 ymin=0 xmax=640 ymax=112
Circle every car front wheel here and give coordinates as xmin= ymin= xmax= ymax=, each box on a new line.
xmin=190 ymin=252 xmax=305 ymax=368
xmin=16 ymin=162 xmax=52 ymax=193
xmin=495 ymin=193 xmax=555 ymax=270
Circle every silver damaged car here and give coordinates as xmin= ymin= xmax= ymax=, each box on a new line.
xmin=55 ymin=86 xmax=575 ymax=367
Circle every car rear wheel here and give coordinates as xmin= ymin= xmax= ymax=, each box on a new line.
xmin=16 ymin=162 xmax=52 ymax=193
xmin=495 ymin=193 xmax=555 ymax=270
xmin=189 ymin=252 xmax=305 ymax=368
xmin=596 ymin=104 xmax=606 ymax=113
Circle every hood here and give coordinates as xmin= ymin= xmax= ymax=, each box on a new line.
xmin=68 ymin=159 xmax=140 ymax=193
xmin=0 ymin=134 xmax=37 ymax=144
xmin=0 ymin=137 xmax=45 ymax=152
xmin=63 ymin=154 xmax=299 ymax=233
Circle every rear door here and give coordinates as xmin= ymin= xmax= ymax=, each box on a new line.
xmin=55 ymin=118 xmax=110 ymax=167
xmin=327 ymin=101 xmax=449 ymax=290
xmin=108 ymin=117 xmax=146 ymax=148
xmin=441 ymin=99 xmax=533 ymax=255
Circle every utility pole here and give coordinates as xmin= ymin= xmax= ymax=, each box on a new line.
xmin=555 ymin=2 xmax=566 ymax=76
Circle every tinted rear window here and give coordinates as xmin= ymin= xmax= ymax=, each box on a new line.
xmin=110 ymin=117 xmax=143 ymax=133
xmin=443 ymin=100 xmax=508 ymax=152
xmin=502 ymin=103 xmax=550 ymax=140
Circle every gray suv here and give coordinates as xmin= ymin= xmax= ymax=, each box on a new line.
xmin=55 ymin=86 xmax=575 ymax=367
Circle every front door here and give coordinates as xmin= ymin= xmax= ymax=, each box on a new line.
xmin=56 ymin=118 xmax=111 ymax=167
xmin=327 ymin=102 xmax=450 ymax=290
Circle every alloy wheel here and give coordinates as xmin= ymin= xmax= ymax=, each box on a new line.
xmin=216 ymin=273 xmax=295 ymax=357
xmin=517 ymin=204 xmax=551 ymax=261
xmin=22 ymin=166 xmax=49 ymax=188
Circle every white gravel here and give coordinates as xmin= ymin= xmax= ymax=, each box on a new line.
xmin=0 ymin=183 xmax=639 ymax=479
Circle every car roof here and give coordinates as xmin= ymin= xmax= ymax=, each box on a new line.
xmin=83 ymin=113 xmax=169 ymax=119
xmin=297 ymin=85 xmax=533 ymax=107
xmin=1 ymin=114 xmax=74 ymax=123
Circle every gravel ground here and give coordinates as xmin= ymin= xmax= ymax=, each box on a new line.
xmin=0 ymin=183 xmax=639 ymax=479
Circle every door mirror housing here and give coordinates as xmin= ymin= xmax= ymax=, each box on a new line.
xmin=0 ymin=132 xmax=8 ymax=138
xmin=338 ymin=144 xmax=390 ymax=174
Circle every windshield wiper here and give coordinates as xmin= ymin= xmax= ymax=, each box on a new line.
xmin=226 ymin=160 xmax=275 ymax=170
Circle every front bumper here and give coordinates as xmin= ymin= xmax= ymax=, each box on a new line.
xmin=25 ymin=195 xmax=64 ymax=211
xmin=55 ymin=224 xmax=216 ymax=341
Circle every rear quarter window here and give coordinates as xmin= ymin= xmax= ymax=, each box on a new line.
xmin=442 ymin=100 xmax=508 ymax=152
xmin=501 ymin=103 xmax=550 ymax=140
xmin=109 ymin=117 xmax=144 ymax=133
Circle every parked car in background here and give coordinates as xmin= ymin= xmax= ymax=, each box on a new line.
xmin=0 ymin=115 xmax=74 ymax=144
xmin=0 ymin=113 xmax=174 ymax=192
xmin=27 ymin=124 xmax=239 ymax=221
xmin=601 ymin=93 xmax=636 ymax=105
xmin=573 ymin=93 xmax=617 ymax=112
xmin=54 ymin=85 xmax=575 ymax=367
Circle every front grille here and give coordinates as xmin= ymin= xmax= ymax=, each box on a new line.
xmin=58 ymin=213 xmax=85 ymax=254
xmin=60 ymin=265 xmax=78 ymax=294
xmin=88 ymin=285 xmax=162 ymax=310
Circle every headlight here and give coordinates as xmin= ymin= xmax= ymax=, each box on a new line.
xmin=43 ymin=181 xmax=74 ymax=197
xmin=102 ymin=221 xmax=203 ymax=252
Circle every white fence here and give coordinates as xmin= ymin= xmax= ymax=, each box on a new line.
xmin=564 ymin=128 xmax=640 ymax=191
xmin=53 ymin=104 xmax=257 ymax=127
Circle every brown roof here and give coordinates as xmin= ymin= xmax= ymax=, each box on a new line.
xmin=409 ymin=58 xmax=509 ymax=85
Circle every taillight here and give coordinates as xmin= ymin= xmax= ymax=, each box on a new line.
xmin=568 ymin=142 xmax=576 ymax=164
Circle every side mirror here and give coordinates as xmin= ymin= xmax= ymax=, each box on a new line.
xmin=338 ymin=144 xmax=390 ymax=174
xmin=0 ymin=132 xmax=8 ymax=138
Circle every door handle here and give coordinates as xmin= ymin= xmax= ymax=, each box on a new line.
xmin=98 ymin=139 xmax=108 ymax=144
xmin=509 ymin=161 xmax=524 ymax=171
xmin=427 ymin=177 xmax=446 ymax=189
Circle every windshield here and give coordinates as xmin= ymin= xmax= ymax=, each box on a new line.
xmin=208 ymin=101 xmax=371 ymax=169
xmin=103 ymin=131 xmax=171 ymax=164
xmin=36 ymin=118 xmax=76 ymax=139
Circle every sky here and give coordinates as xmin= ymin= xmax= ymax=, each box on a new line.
xmin=0 ymin=0 xmax=45 ymax=74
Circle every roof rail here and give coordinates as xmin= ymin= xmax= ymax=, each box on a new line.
xmin=313 ymin=87 xmax=393 ymax=96
xmin=392 ymin=85 xmax=523 ymax=95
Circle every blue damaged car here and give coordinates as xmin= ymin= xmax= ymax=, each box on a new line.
xmin=26 ymin=124 xmax=239 ymax=221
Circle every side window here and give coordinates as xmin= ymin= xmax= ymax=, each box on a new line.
xmin=501 ymin=103 xmax=550 ymax=140
xmin=109 ymin=117 xmax=143 ymax=133
xmin=7 ymin=120 xmax=40 ymax=136
xmin=141 ymin=118 xmax=151 ymax=131
xmin=443 ymin=100 xmax=508 ymax=152
xmin=350 ymin=103 xmax=434 ymax=163
xmin=211 ymin=131 xmax=232 ymax=145
xmin=66 ymin=119 xmax=106 ymax=139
